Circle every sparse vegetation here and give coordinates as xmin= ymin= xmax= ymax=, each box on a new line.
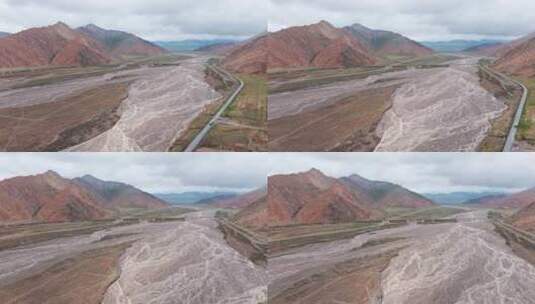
xmin=516 ymin=77 xmax=535 ymax=144
xmin=0 ymin=82 xmax=130 ymax=151
xmin=390 ymin=206 xmax=468 ymax=220
xmin=477 ymin=66 xmax=522 ymax=151
xmin=199 ymin=73 xmax=267 ymax=151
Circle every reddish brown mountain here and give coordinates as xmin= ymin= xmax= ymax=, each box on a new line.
xmin=268 ymin=21 xmax=376 ymax=70
xmin=0 ymin=22 xmax=110 ymax=69
xmin=494 ymin=34 xmax=535 ymax=77
xmin=344 ymin=23 xmax=433 ymax=58
xmin=511 ymin=201 xmax=535 ymax=233
xmin=0 ymin=171 xmax=168 ymax=223
xmin=212 ymin=187 xmax=267 ymax=209
xmin=223 ymin=21 xmax=377 ymax=73
xmin=235 ymin=169 xmax=383 ymax=228
xmin=0 ymin=171 xmax=110 ymax=223
xmin=223 ymin=33 xmax=267 ymax=74
xmin=466 ymin=187 xmax=535 ymax=209
xmin=77 ymin=24 xmax=166 ymax=58
xmin=197 ymin=41 xmax=239 ymax=55
xmin=340 ymin=174 xmax=436 ymax=208
xmin=73 ymin=175 xmax=168 ymax=210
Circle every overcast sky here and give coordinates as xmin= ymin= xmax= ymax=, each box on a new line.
xmin=268 ymin=0 xmax=535 ymax=41
xmin=0 ymin=153 xmax=270 ymax=194
xmin=1 ymin=153 xmax=535 ymax=195
xmin=2 ymin=1 xmax=534 ymax=41
xmin=0 ymin=0 xmax=268 ymax=41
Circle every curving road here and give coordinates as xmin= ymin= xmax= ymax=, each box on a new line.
xmin=184 ymin=65 xmax=244 ymax=152
xmin=480 ymin=65 xmax=529 ymax=152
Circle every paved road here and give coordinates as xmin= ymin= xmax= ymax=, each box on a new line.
xmin=184 ymin=65 xmax=244 ymax=152
xmin=480 ymin=65 xmax=529 ymax=152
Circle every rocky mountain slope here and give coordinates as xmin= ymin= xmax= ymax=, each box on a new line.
xmin=341 ymin=174 xmax=436 ymax=208
xmin=223 ymin=21 xmax=377 ymax=73
xmin=0 ymin=171 xmax=168 ymax=223
xmin=512 ymin=201 xmax=535 ymax=233
xmin=463 ymin=42 xmax=504 ymax=56
xmin=77 ymin=24 xmax=166 ymax=58
xmin=222 ymin=34 xmax=267 ymax=74
xmin=73 ymin=175 xmax=168 ymax=210
xmin=211 ymin=187 xmax=267 ymax=209
xmin=0 ymin=22 xmax=110 ymax=68
xmin=465 ymin=187 xmax=535 ymax=209
xmin=494 ymin=34 xmax=535 ymax=77
xmin=235 ymin=169 xmax=384 ymax=228
xmin=344 ymin=23 xmax=433 ymax=58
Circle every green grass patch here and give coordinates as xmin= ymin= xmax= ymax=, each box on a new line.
xmin=516 ymin=77 xmax=535 ymax=142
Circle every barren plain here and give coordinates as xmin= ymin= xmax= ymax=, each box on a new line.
xmin=268 ymin=55 xmax=514 ymax=152
xmin=0 ymin=55 xmax=222 ymax=152
xmin=0 ymin=210 xmax=267 ymax=304
xmin=267 ymin=210 xmax=535 ymax=304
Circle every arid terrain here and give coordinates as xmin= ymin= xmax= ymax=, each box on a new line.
xmin=0 ymin=210 xmax=267 ymax=304
xmin=266 ymin=210 xmax=535 ymax=304
xmin=0 ymin=21 xmax=267 ymax=152
xmin=269 ymin=55 xmax=514 ymax=152
xmin=68 ymin=56 xmax=221 ymax=152
xmin=0 ymin=54 xmax=224 ymax=152
xmin=211 ymin=168 xmax=535 ymax=304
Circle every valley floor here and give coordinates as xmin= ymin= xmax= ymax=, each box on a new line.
xmin=268 ymin=55 xmax=515 ymax=152
xmin=267 ymin=210 xmax=535 ymax=304
xmin=0 ymin=211 xmax=267 ymax=304
xmin=0 ymin=54 xmax=222 ymax=152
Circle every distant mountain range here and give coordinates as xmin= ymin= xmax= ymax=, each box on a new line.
xmin=463 ymin=187 xmax=535 ymax=209
xmin=423 ymin=192 xmax=506 ymax=205
xmin=420 ymin=39 xmax=506 ymax=53
xmin=0 ymin=31 xmax=9 ymax=38
xmin=154 ymin=191 xmax=239 ymax=204
xmin=0 ymin=22 xmax=166 ymax=69
xmin=0 ymin=171 xmax=168 ymax=223
xmin=154 ymin=39 xmax=239 ymax=52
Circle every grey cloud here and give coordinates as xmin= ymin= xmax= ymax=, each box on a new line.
xmin=0 ymin=153 xmax=534 ymax=195
xmin=268 ymin=0 xmax=535 ymax=40
xmin=0 ymin=153 xmax=270 ymax=193
xmin=0 ymin=0 xmax=268 ymax=40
